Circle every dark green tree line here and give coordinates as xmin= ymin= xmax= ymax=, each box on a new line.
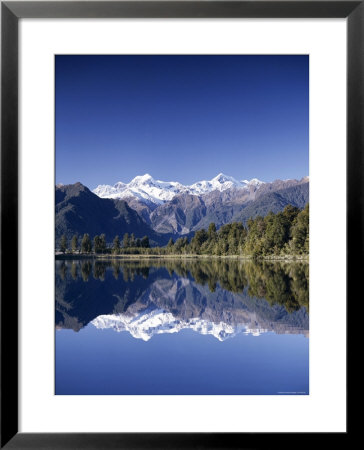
xmin=57 ymin=204 xmax=308 ymax=257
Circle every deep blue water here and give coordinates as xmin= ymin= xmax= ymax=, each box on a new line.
xmin=55 ymin=259 xmax=309 ymax=395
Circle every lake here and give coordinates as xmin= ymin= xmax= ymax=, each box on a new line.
xmin=55 ymin=258 xmax=309 ymax=395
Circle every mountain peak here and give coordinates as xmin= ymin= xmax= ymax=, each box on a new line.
xmin=212 ymin=173 xmax=236 ymax=183
xmin=93 ymin=173 xmax=270 ymax=204
xmin=130 ymin=173 xmax=154 ymax=184
xmin=248 ymin=178 xmax=264 ymax=186
xmin=56 ymin=181 xmax=89 ymax=192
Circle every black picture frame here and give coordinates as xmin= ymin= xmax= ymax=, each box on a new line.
xmin=1 ymin=1 xmax=357 ymax=448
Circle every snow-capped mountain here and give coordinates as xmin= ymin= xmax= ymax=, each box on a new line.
xmin=56 ymin=175 xmax=309 ymax=240
xmin=93 ymin=173 xmax=265 ymax=205
xmin=91 ymin=308 xmax=268 ymax=342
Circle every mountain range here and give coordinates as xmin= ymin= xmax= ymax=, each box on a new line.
xmin=56 ymin=174 xmax=309 ymax=244
xmin=56 ymin=182 xmax=169 ymax=246
xmin=93 ymin=173 xmax=266 ymax=204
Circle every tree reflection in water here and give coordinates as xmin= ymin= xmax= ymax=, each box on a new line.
xmin=56 ymin=258 xmax=309 ymax=336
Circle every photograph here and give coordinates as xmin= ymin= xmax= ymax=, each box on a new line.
xmin=55 ymin=54 xmax=309 ymax=395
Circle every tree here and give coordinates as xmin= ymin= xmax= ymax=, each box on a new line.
xmin=263 ymin=213 xmax=286 ymax=254
xmin=71 ymin=234 xmax=79 ymax=254
xmin=166 ymin=238 xmax=174 ymax=254
xmin=122 ymin=204 xmax=308 ymax=257
xmin=112 ymin=235 xmax=121 ymax=254
xmin=282 ymin=204 xmax=300 ymax=224
xmin=60 ymin=234 xmax=68 ymax=254
xmin=93 ymin=234 xmax=106 ymax=253
xmin=290 ymin=203 xmax=309 ymax=254
xmin=99 ymin=234 xmax=107 ymax=253
xmin=81 ymin=233 xmax=92 ymax=253
xmin=191 ymin=229 xmax=208 ymax=254
xmin=208 ymin=222 xmax=217 ymax=239
xmin=141 ymin=236 xmax=150 ymax=248
xmin=123 ymin=233 xmax=130 ymax=248
xmin=174 ymin=237 xmax=184 ymax=253
xmin=93 ymin=235 xmax=101 ymax=253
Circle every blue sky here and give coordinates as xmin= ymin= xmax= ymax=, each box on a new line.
xmin=56 ymin=55 xmax=308 ymax=188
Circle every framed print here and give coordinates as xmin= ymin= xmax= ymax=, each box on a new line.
xmin=1 ymin=1 xmax=357 ymax=448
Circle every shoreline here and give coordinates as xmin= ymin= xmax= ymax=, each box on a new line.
xmin=55 ymin=253 xmax=309 ymax=262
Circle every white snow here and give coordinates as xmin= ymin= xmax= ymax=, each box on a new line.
xmin=93 ymin=173 xmax=265 ymax=205
xmin=91 ymin=308 xmax=267 ymax=341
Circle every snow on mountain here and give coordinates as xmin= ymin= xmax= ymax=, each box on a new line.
xmin=243 ymin=177 xmax=265 ymax=188
xmin=189 ymin=173 xmax=247 ymax=193
xmin=91 ymin=308 xmax=267 ymax=341
xmin=93 ymin=173 xmax=265 ymax=205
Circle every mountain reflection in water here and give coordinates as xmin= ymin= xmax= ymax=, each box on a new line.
xmin=56 ymin=258 xmax=309 ymax=340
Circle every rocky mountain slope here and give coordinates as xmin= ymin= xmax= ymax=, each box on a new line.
xmin=149 ymin=179 xmax=309 ymax=234
xmin=92 ymin=174 xmax=309 ymax=234
xmin=55 ymin=182 xmax=169 ymax=245
xmin=56 ymin=175 xmax=309 ymax=242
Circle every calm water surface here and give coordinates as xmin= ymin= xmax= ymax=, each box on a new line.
xmin=55 ymin=258 xmax=309 ymax=395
